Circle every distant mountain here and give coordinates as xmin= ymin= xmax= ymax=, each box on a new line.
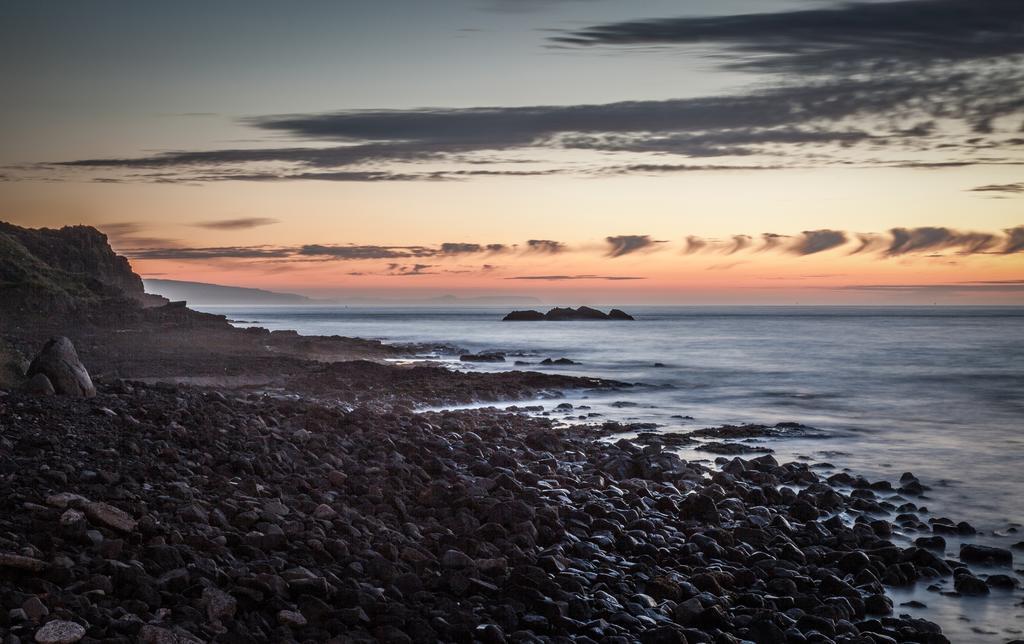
xmin=143 ymin=279 xmax=315 ymax=305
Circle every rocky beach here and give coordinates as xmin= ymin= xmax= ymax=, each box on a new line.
xmin=1 ymin=223 xmax=1022 ymax=643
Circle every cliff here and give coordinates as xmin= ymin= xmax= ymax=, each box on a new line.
xmin=0 ymin=221 xmax=167 ymax=314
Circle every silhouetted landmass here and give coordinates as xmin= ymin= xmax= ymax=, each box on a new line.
xmin=144 ymin=279 xmax=316 ymax=306
xmin=503 ymin=306 xmax=635 ymax=321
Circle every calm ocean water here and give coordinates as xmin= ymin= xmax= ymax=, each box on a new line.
xmin=197 ymin=305 xmax=1024 ymax=641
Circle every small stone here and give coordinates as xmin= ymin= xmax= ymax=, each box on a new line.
xmin=203 ymin=586 xmax=237 ymax=623
xmin=328 ymin=470 xmax=347 ymax=487
xmin=84 ymin=502 xmax=137 ymax=533
xmin=441 ymin=549 xmax=474 ymax=569
xmin=45 ymin=493 xmax=88 ymax=509
xmin=34 ymin=620 xmax=86 ymax=644
xmin=22 ymin=596 xmax=48 ymax=621
xmin=313 ymin=503 xmax=336 ymax=520
xmin=59 ymin=509 xmax=87 ymax=536
xmin=277 ymin=610 xmax=307 ymax=626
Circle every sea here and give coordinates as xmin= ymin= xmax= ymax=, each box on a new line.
xmin=195 ymin=304 xmax=1024 ymax=642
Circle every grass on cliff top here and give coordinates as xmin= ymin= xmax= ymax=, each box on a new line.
xmin=0 ymin=231 xmax=102 ymax=301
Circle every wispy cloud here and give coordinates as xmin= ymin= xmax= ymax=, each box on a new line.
xmin=113 ymin=225 xmax=1024 ymax=264
xmin=298 ymin=245 xmax=436 ymax=260
xmin=969 ymin=182 xmax=1024 ymax=196
xmin=505 ymin=274 xmax=645 ymax=281
xmin=525 ymin=239 xmax=566 ymax=254
xmin=685 ymin=225 xmax=1024 ymax=257
xmin=193 ymin=217 xmax=280 ymax=230
xmin=606 ymin=234 xmax=664 ymax=257
xmin=439 ymin=242 xmax=509 ymax=255
xmin=122 ymin=246 xmax=292 ymax=260
xmin=790 ymin=230 xmax=848 ymax=255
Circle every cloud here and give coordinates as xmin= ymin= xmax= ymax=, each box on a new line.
xmin=969 ymin=182 xmax=1024 ymax=195
xmin=1004 ymin=226 xmax=1024 ymax=253
xmin=608 ymin=163 xmax=790 ymax=174
xmin=525 ymin=239 xmax=566 ymax=253
xmin=40 ymin=73 xmax=1024 ymax=183
xmin=299 ymin=244 xmax=436 ymax=260
xmin=386 ymin=263 xmax=435 ymax=276
xmin=120 ymin=246 xmax=293 ymax=260
xmin=683 ymin=236 xmax=708 ymax=254
xmin=193 ymin=217 xmax=280 ymax=230
xmin=606 ymin=234 xmax=664 ymax=257
xmin=439 ymin=242 xmax=508 ymax=255
xmin=685 ymin=225 xmax=1023 ymax=257
xmin=790 ymin=229 xmax=848 ymax=255
xmin=16 ymin=0 xmax=1017 ymax=187
xmin=505 ymin=275 xmax=645 ymax=281
xmin=552 ymin=0 xmax=1024 ymax=73
xmin=99 ymin=222 xmax=144 ymax=237
xmin=885 ymin=227 xmax=998 ymax=256
xmin=707 ymin=261 xmax=745 ymax=271
xmin=759 ymin=233 xmax=790 ymax=252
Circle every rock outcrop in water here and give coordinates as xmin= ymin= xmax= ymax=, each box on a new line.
xmin=503 ymin=306 xmax=635 ymax=321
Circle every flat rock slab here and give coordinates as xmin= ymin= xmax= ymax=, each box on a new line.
xmin=34 ymin=620 xmax=86 ymax=643
xmin=84 ymin=502 xmax=137 ymax=533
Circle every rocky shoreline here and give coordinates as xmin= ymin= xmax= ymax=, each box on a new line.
xmin=2 ymin=356 xmax=1018 ymax=643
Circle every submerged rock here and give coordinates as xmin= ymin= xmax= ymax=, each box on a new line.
xmin=25 ymin=337 xmax=95 ymax=398
xmin=459 ymin=352 xmax=506 ymax=363
xmin=960 ymin=543 xmax=1013 ymax=566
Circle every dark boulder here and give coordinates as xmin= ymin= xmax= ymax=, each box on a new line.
xmin=26 ymin=336 xmax=95 ymax=397
xmin=959 ymin=544 xmax=1013 ymax=566
xmin=608 ymin=308 xmax=635 ymax=320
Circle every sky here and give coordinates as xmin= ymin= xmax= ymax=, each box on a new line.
xmin=1 ymin=0 xmax=1022 ymax=304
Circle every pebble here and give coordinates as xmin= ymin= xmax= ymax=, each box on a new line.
xmin=33 ymin=620 xmax=86 ymax=644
